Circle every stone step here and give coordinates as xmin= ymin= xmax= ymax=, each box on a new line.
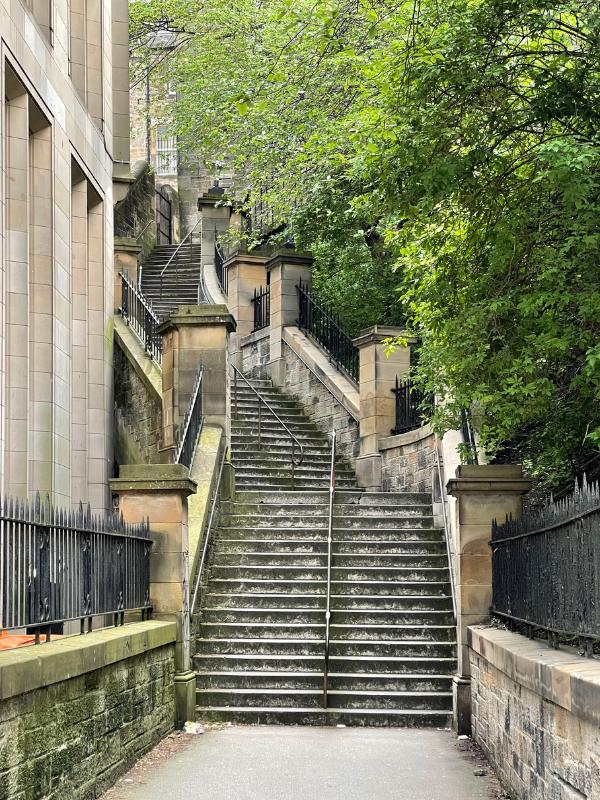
xmin=203 ymin=591 xmax=452 ymax=611
xmin=195 ymin=687 xmax=452 ymax=711
xmin=200 ymin=607 xmax=454 ymax=625
xmin=208 ymin=565 xmax=448 ymax=581
xmin=223 ymin=501 xmax=430 ymax=517
xmin=214 ymin=528 xmax=443 ymax=542
xmin=233 ymin=480 xmax=358 ymax=490
xmin=219 ymin=515 xmax=435 ymax=529
xmin=196 ymin=638 xmax=454 ymax=657
xmin=214 ymin=539 xmax=446 ymax=555
xmin=195 ymin=706 xmax=452 ymax=727
xmin=232 ymin=466 xmax=355 ymax=479
xmin=195 ymin=670 xmax=452 ymax=693
xmin=329 ymin=624 xmax=456 ymax=642
xmin=199 ymin=623 xmax=325 ymax=639
xmin=193 ymin=653 xmax=325 ymax=672
xmin=212 ymin=553 xmax=445 ymax=568
xmin=328 ymin=655 xmax=456 ymax=674
xmin=196 ymin=671 xmax=323 ymax=690
xmin=205 ymin=579 xmax=449 ymax=596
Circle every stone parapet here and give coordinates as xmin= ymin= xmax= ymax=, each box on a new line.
xmin=0 ymin=622 xmax=175 ymax=799
xmin=470 ymin=626 xmax=600 ymax=799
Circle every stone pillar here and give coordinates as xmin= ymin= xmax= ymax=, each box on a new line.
xmin=266 ymin=250 xmax=313 ymax=385
xmin=198 ymin=192 xmax=231 ymax=275
xmin=110 ymin=464 xmax=197 ymax=727
xmin=158 ymin=305 xmax=236 ymax=456
xmin=447 ymin=464 xmax=531 ymax=734
xmin=224 ymin=251 xmax=269 ymax=358
xmin=352 ymin=326 xmax=414 ymax=491
xmin=114 ymin=237 xmax=141 ymax=288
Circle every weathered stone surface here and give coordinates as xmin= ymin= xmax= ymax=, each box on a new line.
xmin=279 ymin=340 xmax=359 ymax=464
xmin=379 ymin=425 xmax=436 ymax=493
xmin=0 ymin=624 xmax=175 ymax=799
xmin=113 ymin=334 xmax=163 ymax=466
xmin=470 ymin=626 xmax=600 ymax=800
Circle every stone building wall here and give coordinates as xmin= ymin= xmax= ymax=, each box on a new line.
xmin=469 ymin=626 xmax=600 ymax=800
xmin=0 ymin=622 xmax=175 ymax=800
xmin=379 ymin=425 xmax=436 ymax=493
xmin=0 ymin=0 xmax=131 ymax=512
xmin=114 ymin=341 xmax=163 ymax=467
xmin=281 ymin=341 xmax=359 ymax=464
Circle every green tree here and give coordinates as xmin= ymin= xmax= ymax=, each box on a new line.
xmin=131 ymin=0 xmax=600 ymax=487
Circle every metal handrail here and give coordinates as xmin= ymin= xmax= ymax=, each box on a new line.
xmin=231 ymin=365 xmax=304 ymax=483
xmin=190 ymin=445 xmax=227 ymax=616
xmin=135 ymin=219 xmax=154 ymax=242
xmin=323 ymin=429 xmax=336 ymax=707
xmin=160 ymin=219 xmax=202 ymax=278
xmin=434 ymin=441 xmax=457 ymax=620
xmin=174 ymin=363 xmax=204 ymax=466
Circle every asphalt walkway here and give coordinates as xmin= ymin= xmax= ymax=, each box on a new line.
xmin=102 ymin=725 xmax=504 ymax=800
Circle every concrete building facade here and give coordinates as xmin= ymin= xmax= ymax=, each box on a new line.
xmin=0 ymin=0 xmax=130 ymax=512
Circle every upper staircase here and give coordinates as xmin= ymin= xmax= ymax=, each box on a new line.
xmin=140 ymin=243 xmax=206 ymax=319
xmin=194 ymin=375 xmax=456 ymax=726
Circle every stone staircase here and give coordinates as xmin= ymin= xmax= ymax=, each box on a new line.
xmin=140 ymin=243 xmax=206 ymax=319
xmin=194 ymin=376 xmax=456 ymax=726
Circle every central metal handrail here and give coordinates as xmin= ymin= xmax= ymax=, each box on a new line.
xmin=231 ymin=365 xmax=304 ymax=483
xmin=160 ymin=219 xmax=201 ymax=278
xmin=434 ymin=441 xmax=457 ymax=620
xmin=323 ymin=429 xmax=336 ymax=707
xmin=190 ymin=444 xmax=227 ymax=617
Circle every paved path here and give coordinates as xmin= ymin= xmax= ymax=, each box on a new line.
xmin=103 ymin=726 xmax=503 ymax=800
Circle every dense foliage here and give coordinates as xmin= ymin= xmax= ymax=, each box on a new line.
xmin=130 ymin=0 xmax=600 ymax=486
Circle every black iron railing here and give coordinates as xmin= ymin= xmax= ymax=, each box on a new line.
xmin=119 ymin=272 xmax=162 ymax=364
xmin=391 ymin=378 xmax=433 ymax=434
xmin=491 ymin=478 xmax=600 ymax=656
xmin=460 ymin=408 xmax=479 ymax=465
xmin=0 ymin=493 xmax=151 ymax=641
xmin=215 ymin=241 xmax=227 ymax=295
xmin=156 ymin=188 xmax=172 ymax=244
xmin=174 ymin=364 xmax=204 ymax=468
xmin=252 ymin=285 xmax=270 ymax=332
xmin=296 ymin=280 xmax=359 ymax=382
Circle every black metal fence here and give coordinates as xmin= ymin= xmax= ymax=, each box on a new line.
xmin=174 ymin=364 xmax=204 ymax=468
xmin=0 ymin=493 xmax=152 ymax=641
xmin=156 ymin=188 xmax=172 ymax=244
xmin=119 ymin=272 xmax=163 ymax=364
xmin=252 ymin=285 xmax=270 ymax=332
xmin=391 ymin=378 xmax=433 ymax=435
xmin=215 ymin=241 xmax=228 ymax=296
xmin=296 ymin=280 xmax=359 ymax=382
xmin=491 ymin=479 xmax=600 ymax=656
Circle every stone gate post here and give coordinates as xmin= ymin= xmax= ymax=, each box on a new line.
xmin=266 ymin=250 xmax=313 ymax=386
xmin=158 ymin=304 xmax=236 ymax=458
xmin=352 ymin=327 xmax=414 ymax=491
xmin=223 ymin=251 xmax=269 ymax=360
xmin=110 ymin=463 xmax=197 ymax=727
xmin=447 ymin=464 xmax=531 ymax=733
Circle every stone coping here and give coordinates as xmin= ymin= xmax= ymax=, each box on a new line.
xmin=283 ymin=327 xmax=360 ymax=420
xmin=156 ymin=305 xmax=236 ymax=333
xmin=0 ymin=621 xmax=176 ymax=702
xmin=469 ymin=625 xmax=600 ymax=729
xmin=352 ymin=326 xmax=416 ymax=349
xmin=111 ymin=463 xmax=198 ymax=494
xmin=114 ymin=316 xmax=162 ymax=401
xmin=447 ymin=464 xmax=531 ymax=495
xmin=240 ymin=327 xmax=270 ymax=348
xmin=379 ymin=423 xmax=434 ymax=451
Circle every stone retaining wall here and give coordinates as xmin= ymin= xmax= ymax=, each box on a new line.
xmin=281 ymin=340 xmax=359 ymax=464
xmin=240 ymin=329 xmax=271 ymax=378
xmin=469 ymin=625 xmax=600 ymax=800
xmin=0 ymin=622 xmax=176 ymax=800
xmin=114 ymin=339 xmax=163 ymax=465
xmin=379 ymin=425 xmax=435 ymax=493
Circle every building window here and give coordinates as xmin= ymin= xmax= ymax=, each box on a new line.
xmin=156 ymin=127 xmax=177 ymax=175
